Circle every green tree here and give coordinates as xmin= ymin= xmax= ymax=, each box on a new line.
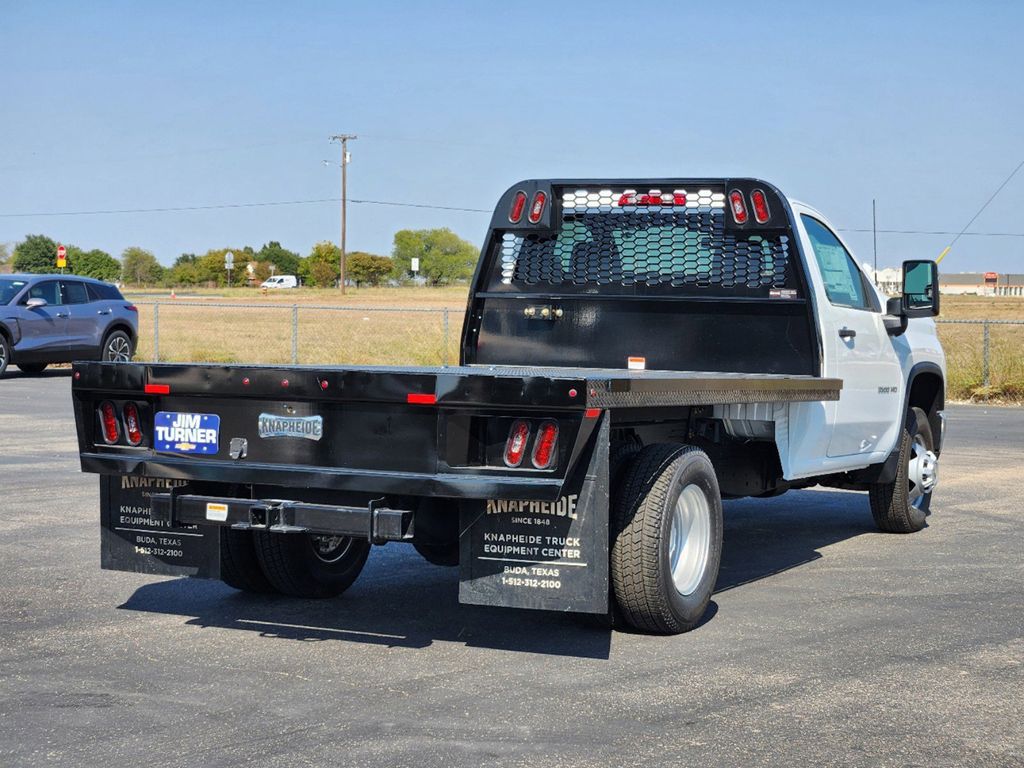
xmin=391 ymin=228 xmax=478 ymax=286
xmin=72 ymin=248 xmax=121 ymax=281
xmin=12 ymin=234 xmax=62 ymax=273
xmin=187 ymin=248 xmax=251 ymax=286
xmin=347 ymin=252 xmax=393 ymax=287
xmin=256 ymin=241 xmax=301 ymax=276
xmin=121 ymin=247 xmax=164 ymax=286
xmin=0 ymin=243 xmax=11 ymax=273
xmin=300 ymin=241 xmax=340 ymax=287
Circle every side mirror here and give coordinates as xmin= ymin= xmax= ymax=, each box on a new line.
xmin=26 ymin=297 xmax=47 ymax=309
xmin=902 ymin=260 xmax=940 ymax=318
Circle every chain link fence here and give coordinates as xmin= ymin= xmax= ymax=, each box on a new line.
xmin=936 ymin=319 xmax=1024 ymax=400
xmin=131 ymin=302 xmax=1023 ymax=401
xmin=133 ymin=302 xmax=463 ymax=367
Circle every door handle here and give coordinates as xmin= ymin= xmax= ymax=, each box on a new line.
xmin=97 ymin=309 xmax=112 ymax=315
xmin=56 ymin=312 xmax=69 ymax=318
xmin=838 ymin=327 xmax=856 ymax=340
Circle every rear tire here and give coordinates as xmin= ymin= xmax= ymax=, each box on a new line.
xmin=413 ymin=541 xmax=459 ymax=566
xmin=17 ymin=363 xmax=47 ymax=374
xmin=611 ymin=444 xmax=723 ymax=634
xmin=869 ymin=407 xmax=937 ymax=533
xmin=220 ymin=529 xmax=278 ymax=593
xmin=102 ymin=330 xmax=133 ymax=362
xmin=253 ymin=532 xmax=370 ymax=598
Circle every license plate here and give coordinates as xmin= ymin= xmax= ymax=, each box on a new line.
xmin=154 ymin=411 xmax=220 ymax=455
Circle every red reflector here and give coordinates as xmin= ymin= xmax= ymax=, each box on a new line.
xmin=618 ymin=190 xmax=687 ymax=206
xmin=509 ymin=190 xmax=528 ymax=223
xmin=527 ymin=191 xmax=547 ymax=224
xmin=124 ymin=304 xmax=138 ymax=313
xmin=122 ymin=401 xmax=143 ymax=446
xmin=584 ymin=408 xmax=601 ymax=419
xmin=144 ymin=383 xmax=170 ymax=395
xmin=504 ymin=420 xmax=531 ymax=467
xmin=750 ymin=189 xmax=770 ymax=224
xmin=531 ymin=420 xmax=559 ymax=469
xmin=407 ymin=393 xmax=437 ymax=405
xmin=729 ymin=190 xmax=748 ymax=224
xmin=99 ymin=400 xmax=120 ymax=444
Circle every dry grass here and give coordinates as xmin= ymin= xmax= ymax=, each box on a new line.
xmin=128 ymin=287 xmax=1023 ymax=402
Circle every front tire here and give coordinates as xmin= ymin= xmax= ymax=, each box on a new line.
xmin=253 ymin=532 xmax=370 ymax=598
xmin=0 ymin=335 xmax=10 ymax=376
xmin=869 ymin=407 xmax=937 ymax=533
xmin=102 ymin=330 xmax=133 ymax=362
xmin=611 ymin=444 xmax=723 ymax=634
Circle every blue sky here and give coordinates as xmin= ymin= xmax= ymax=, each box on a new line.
xmin=1 ymin=0 xmax=1021 ymax=272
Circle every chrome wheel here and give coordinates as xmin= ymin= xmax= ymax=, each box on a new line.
xmin=105 ymin=335 xmax=132 ymax=362
xmin=668 ymin=483 xmax=712 ymax=596
xmin=0 ymin=342 xmax=7 ymax=373
xmin=311 ymin=534 xmax=355 ymax=563
xmin=908 ymin=434 xmax=938 ymax=510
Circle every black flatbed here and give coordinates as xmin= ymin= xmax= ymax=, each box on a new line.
xmin=73 ymin=361 xmax=841 ymax=410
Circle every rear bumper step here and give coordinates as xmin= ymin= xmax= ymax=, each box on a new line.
xmin=150 ymin=492 xmax=414 ymax=544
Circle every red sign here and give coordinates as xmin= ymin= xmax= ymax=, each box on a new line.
xmin=57 ymin=245 xmax=66 ymax=258
xmin=984 ymin=272 xmax=998 ymax=282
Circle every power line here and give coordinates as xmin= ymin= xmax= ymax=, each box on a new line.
xmin=936 ymin=159 xmax=1024 ymax=263
xmin=2 ymin=198 xmax=1023 ymax=239
xmin=0 ymin=197 xmax=492 ymax=218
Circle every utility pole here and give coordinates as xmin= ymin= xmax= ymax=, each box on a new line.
xmin=329 ymin=134 xmax=357 ymax=293
xmin=872 ymin=198 xmax=878 ymax=286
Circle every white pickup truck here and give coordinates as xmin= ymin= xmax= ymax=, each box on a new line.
xmin=72 ymin=178 xmax=945 ymax=634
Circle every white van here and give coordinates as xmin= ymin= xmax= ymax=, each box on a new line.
xmin=260 ymin=275 xmax=298 ymax=289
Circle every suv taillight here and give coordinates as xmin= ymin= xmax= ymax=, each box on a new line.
xmin=531 ymin=421 xmax=559 ymax=469
xmin=503 ymin=420 xmax=531 ymax=467
xmin=99 ymin=401 xmax=120 ymax=444
xmin=122 ymin=401 xmax=143 ymax=446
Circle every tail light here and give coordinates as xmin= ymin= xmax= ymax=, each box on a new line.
xmin=99 ymin=401 xmax=120 ymax=444
xmin=124 ymin=304 xmax=138 ymax=313
xmin=750 ymin=189 xmax=770 ymax=224
xmin=503 ymin=420 xmax=531 ymax=467
xmin=728 ymin=190 xmax=748 ymax=224
xmin=508 ymin=190 xmax=528 ymax=223
xmin=531 ymin=420 xmax=559 ymax=469
xmin=122 ymin=401 xmax=143 ymax=446
xmin=527 ymin=191 xmax=547 ymax=224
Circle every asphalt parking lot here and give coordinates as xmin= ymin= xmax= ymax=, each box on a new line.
xmin=1 ymin=370 xmax=1021 ymax=767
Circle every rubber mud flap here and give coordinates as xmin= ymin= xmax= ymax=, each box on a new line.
xmin=99 ymin=474 xmax=220 ymax=578
xmin=458 ymin=414 xmax=610 ymax=614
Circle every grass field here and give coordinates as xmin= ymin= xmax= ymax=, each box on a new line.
xmin=124 ymin=288 xmax=1024 ymax=403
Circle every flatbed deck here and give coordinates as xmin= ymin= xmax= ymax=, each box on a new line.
xmin=73 ymin=362 xmax=842 ymax=409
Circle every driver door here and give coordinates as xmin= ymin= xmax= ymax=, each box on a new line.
xmin=17 ymin=280 xmax=68 ymax=358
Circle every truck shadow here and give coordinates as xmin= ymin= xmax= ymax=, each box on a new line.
xmin=119 ymin=488 xmax=874 ymax=658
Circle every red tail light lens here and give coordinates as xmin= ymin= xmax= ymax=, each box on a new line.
xmin=617 ymin=190 xmax=688 ymax=207
xmin=122 ymin=401 xmax=143 ymax=446
xmin=509 ymin=190 xmax=528 ymax=223
xmin=728 ymin=190 xmax=748 ymax=224
xmin=503 ymin=420 xmax=531 ymax=467
xmin=124 ymin=304 xmax=138 ymax=313
xmin=99 ymin=401 xmax=120 ymax=444
xmin=531 ymin=420 xmax=559 ymax=469
xmin=750 ymin=189 xmax=770 ymax=224
xmin=527 ymin=191 xmax=547 ymax=224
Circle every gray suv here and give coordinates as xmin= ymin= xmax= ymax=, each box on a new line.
xmin=0 ymin=274 xmax=139 ymax=376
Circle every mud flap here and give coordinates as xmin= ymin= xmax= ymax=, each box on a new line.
xmin=100 ymin=475 xmax=220 ymax=578
xmin=458 ymin=414 xmax=609 ymax=614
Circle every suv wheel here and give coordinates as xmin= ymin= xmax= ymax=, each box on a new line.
xmin=103 ymin=331 xmax=133 ymax=362
xmin=0 ymin=334 xmax=9 ymax=376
